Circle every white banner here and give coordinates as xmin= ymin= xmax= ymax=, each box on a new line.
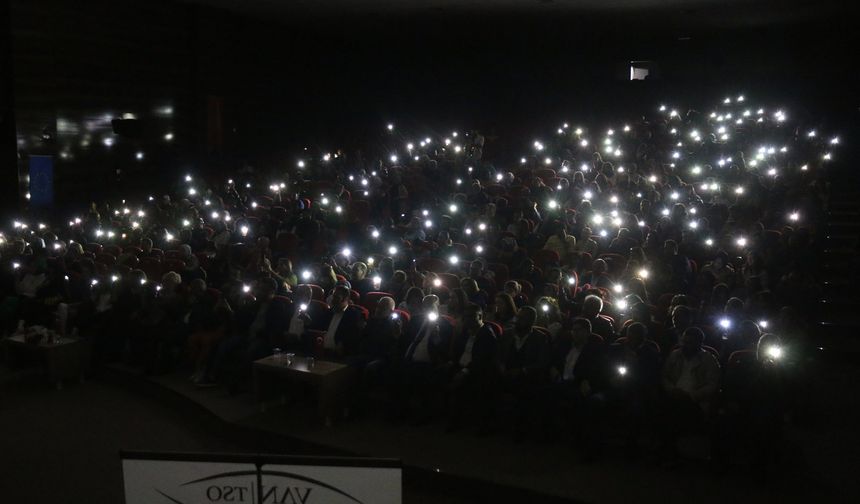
xmin=122 ymin=459 xmax=257 ymax=504
xmin=121 ymin=453 xmax=401 ymax=504
xmin=261 ymin=464 xmax=402 ymax=504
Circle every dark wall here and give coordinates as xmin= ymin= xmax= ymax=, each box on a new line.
xmin=1 ymin=0 xmax=19 ymax=216
xmin=10 ymin=0 xmax=196 ymax=212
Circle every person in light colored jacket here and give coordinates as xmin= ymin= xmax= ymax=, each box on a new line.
xmin=662 ymin=327 xmax=721 ymax=414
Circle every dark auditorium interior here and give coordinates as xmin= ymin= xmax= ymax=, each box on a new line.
xmin=1 ymin=0 xmax=859 ymax=502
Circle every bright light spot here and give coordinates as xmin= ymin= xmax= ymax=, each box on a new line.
xmin=618 ymin=366 xmax=628 ymax=376
xmin=766 ymin=346 xmax=783 ymax=360
xmin=637 ymin=268 xmax=649 ymax=279
xmin=705 ymin=238 xmax=714 ymax=246
xmin=719 ymin=318 xmax=731 ymax=329
xmin=388 ymin=246 xmax=398 ymax=255
xmin=789 ymin=211 xmax=799 ymax=222
xmin=736 ymin=237 xmax=748 ymax=247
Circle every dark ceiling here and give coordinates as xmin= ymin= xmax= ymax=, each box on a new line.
xmin=182 ymin=0 xmax=845 ymax=30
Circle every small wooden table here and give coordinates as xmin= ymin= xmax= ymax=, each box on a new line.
xmin=3 ymin=334 xmax=85 ymax=390
xmin=253 ymin=355 xmax=353 ymax=427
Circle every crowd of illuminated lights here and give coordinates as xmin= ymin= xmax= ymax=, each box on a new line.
xmin=4 ymin=95 xmax=839 ymax=344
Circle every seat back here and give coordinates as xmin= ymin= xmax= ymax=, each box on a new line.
xmin=486 ymin=320 xmax=503 ymax=338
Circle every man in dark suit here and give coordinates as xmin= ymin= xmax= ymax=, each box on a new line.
xmin=447 ymin=302 xmax=499 ymax=432
xmin=236 ymin=277 xmax=290 ymax=361
xmin=397 ymin=294 xmax=453 ymax=422
xmin=545 ymin=317 xmax=608 ymax=458
xmin=550 ymin=318 xmax=608 ymax=394
xmin=713 ymin=333 xmax=788 ymax=473
xmin=400 ymin=295 xmax=452 ymax=365
xmin=606 ymin=321 xmax=662 ymax=456
xmin=349 ymin=262 xmax=375 ymax=297
xmin=498 ymin=305 xmax=550 ymax=441
xmin=313 ymin=285 xmax=366 ymax=359
xmin=581 ymin=294 xmax=616 ymax=342
xmin=209 ymin=277 xmax=289 ymax=390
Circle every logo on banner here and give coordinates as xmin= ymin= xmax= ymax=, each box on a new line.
xmin=153 ymin=470 xmax=366 ymax=504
